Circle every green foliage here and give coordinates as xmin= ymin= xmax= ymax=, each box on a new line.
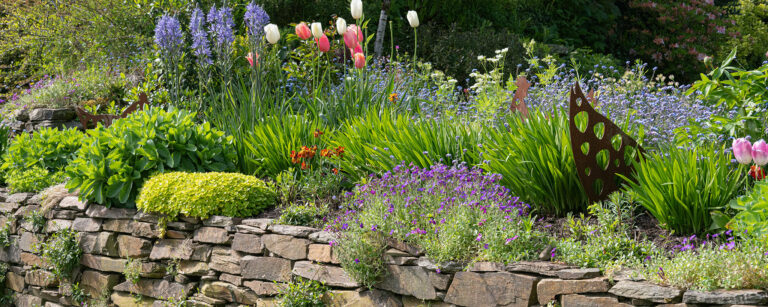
xmin=640 ymin=237 xmax=768 ymax=290
xmin=65 ymin=107 xmax=237 ymax=207
xmin=624 ymin=145 xmax=747 ymax=235
xmin=123 ymin=258 xmax=142 ymax=285
xmin=24 ymin=210 xmax=46 ymax=233
xmin=277 ymin=278 xmax=328 ymax=307
xmin=136 ymin=172 xmax=277 ymax=222
xmin=242 ymin=115 xmax=325 ymax=178
xmin=6 ymin=166 xmax=66 ymax=193
xmin=681 ymin=50 xmax=768 ymax=145
xmin=40 ymin=228 xmax=82 ymax=281
xmin=70 ymin=283 xmax=88 ymax=305
xmin=1 ymin=127 xmax=84 ymax=179
xmin=0 ymin=217 xmax=12 ymax=248
xmin=556 ymin=193 xmax=659 ymax=272
xmin=335 ymin=232 xmax=387 ymax=289
xmin=332 ymin=110 xmax=481 ymax=180
xmin=720 ymin=0 xmax=768 ymax=70
xmin=276 ymin=202 xmax=329 ymax=227
xmin=482 ymin=111 xmax=587 ymax=215
xmin=0 ymin=0 xmax=156 ymax=92
xmin=713 ymin=180 xmax=768 ymax=243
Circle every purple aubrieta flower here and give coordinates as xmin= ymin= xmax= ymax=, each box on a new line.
xmin=244 ymin=1 xmax=270 ymax=41
xmin=207 ymin=5 xmax=235 ymax=54
xmin=154 ymin=14 xmax=184 ymax=55
xmin=189 ymin=7 xmax=211 ymax=64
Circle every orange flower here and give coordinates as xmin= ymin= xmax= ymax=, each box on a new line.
xmin=314 ymin=129 xmax=324 ymax=138
xmin=301 ymin=161 xmax=308 ymax=170
xmin=332 ymin=168 xmax=339 ymax=175
xmin=290 ymin=150 xmax=300 ymax=164
xmin=388 ymin=93 xmax=398 ymax=103
xmin=335 ymin=146 xmax=345 ymax=158
xmin=320 ymin=148 xmax=332 ymax=157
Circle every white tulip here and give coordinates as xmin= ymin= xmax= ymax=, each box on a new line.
xmin=336 ymin=18 xmax=347 ymax=35
xmin=351 ymin=0 xmax=363 ymax=20
xmin=406 ymin=10 xmax=419 ymax=28
xmin=311 ymin=22 xmax=323 ymax=39
xmin=264 ymin=24 xmax=280 ymax=44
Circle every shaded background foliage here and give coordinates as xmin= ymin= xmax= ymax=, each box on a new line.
xmin=1 ymin=0 xmax=767 ymax=97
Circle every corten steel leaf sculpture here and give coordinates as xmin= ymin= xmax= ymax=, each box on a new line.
xmin=76 ymin=92 xmax=149 ymax=129
xmin=510 ymin=76 xmax=531 ymax=118
xmin=569 ymin=83 xmax=643 ymax=203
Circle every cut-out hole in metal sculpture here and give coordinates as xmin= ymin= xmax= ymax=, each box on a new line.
xmin=581 ymin=142 xmax=590 ymax=156
xmin=569 ymin=83 xmax=644 ymax=203
xmin=510 ymin=76 xmax=531 ymax=118
xmin=574 ymin=111 xmax=589 ymax=133
xmin=76 ymin=92 xmax=149 ymax=129
xmin=593 ymin=122 xmax=605 ymax=140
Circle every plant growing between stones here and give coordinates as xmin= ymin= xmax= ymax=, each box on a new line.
xmin=70 ymin=282 xmax=88 ymax=305
xmin=334 ymin=232 xmax=387 ymax=289
xmin=0 ymin=217 xmax=14 ymax=248
xmin=123 ymin=258 xmax=142 ymax=286
xmin=277 ymin=277 xmax=329 ymax=307
xmin=24 ymin=210 xmax=46 ymax=233
xmin=39 ymin=227 xmax=82 ymax=281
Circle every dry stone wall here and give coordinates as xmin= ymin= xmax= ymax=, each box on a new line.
xmin=9 ymin=108 xmax=81 ymax=136
xmin=1 ymin=189 xmax=767 ymax=307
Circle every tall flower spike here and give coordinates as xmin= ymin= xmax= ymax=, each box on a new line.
xmin=189 ymin=7 xmax=211 ymax=64
xmin=154 ymin=14 xmax=184 ymax=56
xmin=207 ymin=5 xmax=235 ymax=54
xmin=244 ymin=2 xmax=270 ymax=41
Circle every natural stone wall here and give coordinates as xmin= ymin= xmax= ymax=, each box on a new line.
xmin=10 ymin=108 xmax=81 ymax=135
xmin=1 ymin=189 xmax=767 ymax=307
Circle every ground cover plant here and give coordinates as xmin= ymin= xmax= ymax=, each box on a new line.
xmin=328 ymin=163 xmax=550 ymax=284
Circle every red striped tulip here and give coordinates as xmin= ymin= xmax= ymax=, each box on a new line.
xmin=295 ymin=22 xmax=312 ymax=40
xmin=245 ymin=52 xmax=258 ymax=67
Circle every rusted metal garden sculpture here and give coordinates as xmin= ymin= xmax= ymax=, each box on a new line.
xmin=76 ymin=92 xmax=149 ymax=129
xmin=510 ymin=76 xmax=531 ymax=118
xmin=569 ymin=83 xmax=643 ymax=203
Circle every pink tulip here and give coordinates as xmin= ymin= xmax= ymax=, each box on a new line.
xmin=316 ymin=34 xmax=330 ymax=52
xmin=733 ymin=137 xmax=753 ymax=165
xmin=354 ymin=52 xmax=366 ymax=69
xmin=295 ymin=22 xmax=312 ymax=40
xmin=245 ymin=52 xmax=258 ymax=67
xmin=343 ymin=29 xmax=358 ymax=50
xmin=753 ymin=140 xmax=768 ymax=166
xmin=353 ymin=43 xmax=363 ymax=55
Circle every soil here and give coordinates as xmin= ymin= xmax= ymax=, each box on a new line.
xmin=535 ymin=211 xmax=689 ymax=252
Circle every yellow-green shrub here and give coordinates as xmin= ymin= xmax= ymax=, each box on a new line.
xmin=137 ymin=172 xmax=276 ymax=221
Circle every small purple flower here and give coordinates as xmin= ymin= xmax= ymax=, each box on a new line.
xmin=475 ymin=233 xmax=482 ymax=241
xmin=354 ymin=258 xmax=360 ymax=264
